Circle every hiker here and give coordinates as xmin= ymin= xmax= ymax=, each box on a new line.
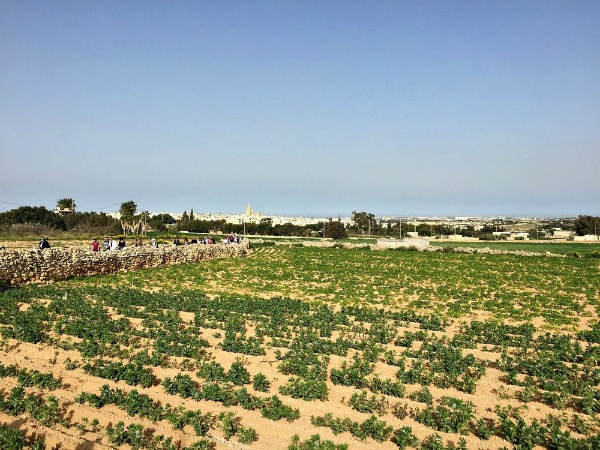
xmin=39 ymin=237 xmax=51 ymax=250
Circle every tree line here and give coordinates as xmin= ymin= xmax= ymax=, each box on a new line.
xmin=1 ymin=201 xmax=598 ymax=240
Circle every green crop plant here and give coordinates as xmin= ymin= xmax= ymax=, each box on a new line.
xmin=252 ymin=372 xmax=270 ymax=392
xmin=237 ymin=425 xmax=258 ymax=444
xmin=219 ymin=411 xmax=239 ymax=440
xmin=226 ymin=359 xmax=251 ymax=385
xmin=82 ymin=359 xmax=157 ymax=388
xmin=472 ymin=417 xmax=494 ymax=440
xmin=261 ymin=395 xmax=300 ymax=421
xmin=496 ymin=407 xmax=548 ymax=450
xmin=413 ymin=396 xmax=474 ymax=434
xmin=0 ymin=424 xmax=25 ymax=450
xmin=409 ymin=385 xmax=433 ymax=405
xmin=196 ymin=361 xmax=227 ymax=382
xmin=348 ymin=390 xmax=389 ymax=415
xmin=279 ymin=376 xmax=329 ymax=401
xmin=310 ymin=413 xmax=393 ymax=442
xmin=288 ymin=434 xmax=349 ymax=450
xmin=392 ymin=426 xmax=419 ymax=449
xmin=0 ymin=363 xmax=62 ymax=390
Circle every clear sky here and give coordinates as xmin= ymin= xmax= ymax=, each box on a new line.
xmin=1 ymin=1 xmax=599 ymax=218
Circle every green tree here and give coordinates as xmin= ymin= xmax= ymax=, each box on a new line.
xmin=257 ymin=217 xmax=273 ymax=235
xmin=0 ymin=206 xmax=65 ymax=230
xmin=56 ymin=198 xmax=76 ymax=213
xmin=64 ymin=212 xmax=120 ymax=234
xmin=351 ymin=211 xmax=378 ymax=235
xmin=148 ymin=213 xmax=175 ymax=232
xmin=574 ymin=215 xmax=600 ymax=236
xmin=324 ymin=219 xmax=347 ymax=239
xmin=119 ymin=201 xmax=137 ymax=219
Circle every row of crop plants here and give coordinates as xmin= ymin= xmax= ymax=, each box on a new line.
xmin=73 ymin=246 xmax=599 ymax=327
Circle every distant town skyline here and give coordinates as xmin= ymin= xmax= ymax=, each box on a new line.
xmin=0 ymin=199 xmax=588 ymax=221
xmin=1 ymin=2 xmax=599 ymax=218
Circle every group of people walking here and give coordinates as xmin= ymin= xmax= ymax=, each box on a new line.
xmin=92 ymin=235 xmax=242 ymax=251
xmin=173 ymin=234 xmax=242 ymax=246
xmin=91 ymin=237 xmax=127 ymax=252
xmin=40 ymin=235 xmax=242 ymax=252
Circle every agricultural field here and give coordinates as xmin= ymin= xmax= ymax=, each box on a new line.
xmin=429 ymin=241 xmax=600 ymax=257
xmin=0 ymin=244 xmax=598 ymax=449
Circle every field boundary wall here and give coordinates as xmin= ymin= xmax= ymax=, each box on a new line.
xmin=0 ymin=242 xmax=249 ymax=285
xmin=258 ymin=239 xmax=567 ymax=257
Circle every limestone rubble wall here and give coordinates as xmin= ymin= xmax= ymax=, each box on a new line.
xmin=0 ymin=242 xmax=249 ymax=285
xmin=258 ymin=239 xmax=566 ymax=257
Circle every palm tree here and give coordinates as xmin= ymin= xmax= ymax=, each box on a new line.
xmin=119 ymin=201 xmax=148 ymax=235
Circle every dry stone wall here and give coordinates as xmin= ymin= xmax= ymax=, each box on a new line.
xmin=0 ymin=242 xmax=248 ymax=285
xmin=258 ymin=239 xmax=566 ymax=257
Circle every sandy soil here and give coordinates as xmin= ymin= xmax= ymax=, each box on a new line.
xmin=0 ymin=342 xmax=476 ymax=449
xmin=1 ymin=240 xmax=597 ymax=449
xmin=0 ymin=322 xmax=593 ymax=449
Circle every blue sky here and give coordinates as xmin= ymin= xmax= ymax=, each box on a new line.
xmin=1 ymin=1 xmax=599 ymax=217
